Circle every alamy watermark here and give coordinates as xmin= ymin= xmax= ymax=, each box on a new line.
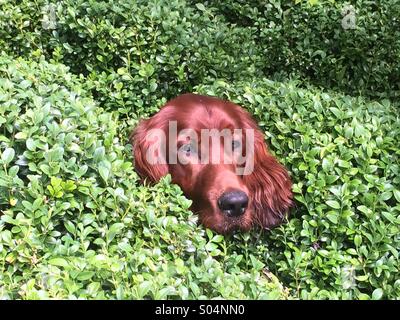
xmin=341 ymin=5 xmax=356 ymax=30
xmin=341 ymin=265 xmax=356 ymax=290
xmin=144 ymin=121 xmax=255 ymax=175
xmin=41 ymin=3 xmax=57 ymax=30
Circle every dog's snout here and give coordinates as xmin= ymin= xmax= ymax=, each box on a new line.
xmin=218 ymin=190 xmax=248 ymax=217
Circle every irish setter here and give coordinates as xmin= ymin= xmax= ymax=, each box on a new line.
xmin=131 ymin=93 xmax=293 ymax=234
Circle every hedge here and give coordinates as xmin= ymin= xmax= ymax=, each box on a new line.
xmin=200 ymin=0 xmax=400 ymax=99
xmin=1 ymin=53 xmax=399 ymax=299
xmin=1 ymin=0 xmax=398 ymax=101
xmin=0 ymin=0 xmax=263 ymax=115
xmin=0 ymin=0 xmax=399 ymax=300
xmin=0 ymin=54 xmax=288 ymax=299
xmin=195 ymin=79 xmax=400 ymax=299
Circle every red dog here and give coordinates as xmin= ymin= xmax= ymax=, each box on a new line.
xmin=131 ymin=93 xmax=292 ymax=234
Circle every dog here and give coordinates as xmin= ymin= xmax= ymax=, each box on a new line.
xmin=130 ymin=93 xmax=292 ymax=234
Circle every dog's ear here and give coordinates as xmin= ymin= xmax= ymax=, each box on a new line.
xmin=243 ymin=129 xmax=293 ymax=229
xmin=130 ymin=114 xmax=169 ymax=183
xmin=235 ymin=105 xmax=293 ymax=229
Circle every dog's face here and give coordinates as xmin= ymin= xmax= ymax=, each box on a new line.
xmin=165 ymin=102 xmax=254 ymax=233
xmin=131 ymin=93 xmax=293 ymax=234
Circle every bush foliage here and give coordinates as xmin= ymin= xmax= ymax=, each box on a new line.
xmin=0 ymin=0 xmax=399 ymax=300
xmin=0 ymin=55 xmax=288 ymax=299
xmin=196 ymin=79 xmax=400 ymax=299
xmin=200 ymin=0 xmax=400 ymax=98
xmin=1 ymin=0 xmax=399 ymax=100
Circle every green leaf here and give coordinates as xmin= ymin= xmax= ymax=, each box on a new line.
xmin=14 ymin=131 xmax=26 ymax=140
xmin=393 ymin=189 xmax=400 ymax=202
xmin=117 ymin=67 xmax=126 ymax=75
xmin=381 ymin=211 xmax=395 ymax=224
xmin=354 ymin=235 xmax=362 ymax=247
xmin=26 ymin=138 xmax=36 ymax=151
xmin=99 ymin=160 xmax=111 ymax=182
xmin=139 ymin=64 xmax=154 ymax=78
xmin=355 ymin=275 xmax=369 ymax=282
xmin=372 ymin=288 xmax=383 ymax=300
xmin=47 ymin=147 xmax=64 ymax=162
xmin=49 ymin=258 xmax=69 ymax=267
xmin=64 ymin=221 xmax=76 ymax=235
xmin=8 ymin=165 xmax=19 ymax=177
xmin=195 ymin=3 xmax=206 ymax=11
xmin=107 ymin=223 xmax=124 ymax=242
xmin=357 ymin=205 xmax=371 ymax=215
xmin=344 ymin=127 xmax=353 ymax=139
xmin=77 ymin=271 xmax=95 ymax=281
xmin=354 ymin=123 xmax=366 ymax=137
xmin=138 ymin=281 xmax=152 ymax=297
xmin=40 ymin=164 xmax=51 ymax=176
xmin=326 ymin=212 xmax=338 ymax=224
xmin=76 ymin=165 xmax=88 ymax=178
xmin=358 ymin=293 xmax=370 ymax=300
xmin=33 ymin=111 xmax=44 ymax=125
xmin=326 ymin=200 xmax=341 ymax=209
xmin=318 ymin=250 xmax=330 ymax=257
xmin=32 ymin=198 xmax=43 ymax=211
xmin=322 ymin=158 xmax=331 ymax=172
xmin=1 ymin=148 xmax=15 ymax=164
xmin=379 ymin=191 xmax=392 ymax=201
xmin=93 ymin=147 xmax=105 ymax=163
xmin=1 ymin=230 xmax=12 ymax=244
xmin=157 ymin=286 xmax=176 ymax=299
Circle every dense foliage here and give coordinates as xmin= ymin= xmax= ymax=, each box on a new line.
xmin=0 ymin=55 xmax=288 ymax=299
xmin=0 ymin=0 xmax=399 ymax=299
xmin=201 ymin=0 xmax=400 ymax=98
xmin=196 ymin=79 xmax=400 ymax=299
xmin=1 ymin=0 xmax=399 ymax=101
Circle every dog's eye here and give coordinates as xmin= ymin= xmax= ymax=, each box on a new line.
xmin=232 ymin=140 xmax=241 ymax=150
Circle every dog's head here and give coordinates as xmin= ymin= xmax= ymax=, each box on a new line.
xmin=131 ymin=93 xmax=293 ymax=234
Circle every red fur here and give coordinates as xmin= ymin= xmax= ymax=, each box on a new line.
xmin=130 ymin=93 xmax=293 ymax=234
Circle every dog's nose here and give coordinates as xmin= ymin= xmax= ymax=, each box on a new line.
xmin=218 ymin=190 xmax=248 ymax=217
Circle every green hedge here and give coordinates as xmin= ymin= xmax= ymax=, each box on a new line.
xmin=0 ymin=0 xmax=399 ymax=300
xmin=195 ymin=79 xmax=400 ymax=299
xmin=2 ymin=0 xmax=399 ymax=101
xmin=0 ymin=0 xmax=263 ymax=114
xmin=193 ymin=0 xmax=400 ymax=98
xmin=1 ymin=54 xmax=399 ymax=299
xmin=0 ymin=54 xmax=288 ymax=299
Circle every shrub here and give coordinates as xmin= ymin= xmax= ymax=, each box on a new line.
xmin=0 ymin=54 xmax=288 ymax=299
xmin=1 ymin=0 xmax=399 ymax=301
xmin=195 ymin=79 xmax=400 ymax=299
xmin=198 ymin=0 xmax=400 ymax=98
xmin=3 ymin=0 xmax=399 ymax=101
xmin=0 ymin=0 xmax=263 ymax=114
